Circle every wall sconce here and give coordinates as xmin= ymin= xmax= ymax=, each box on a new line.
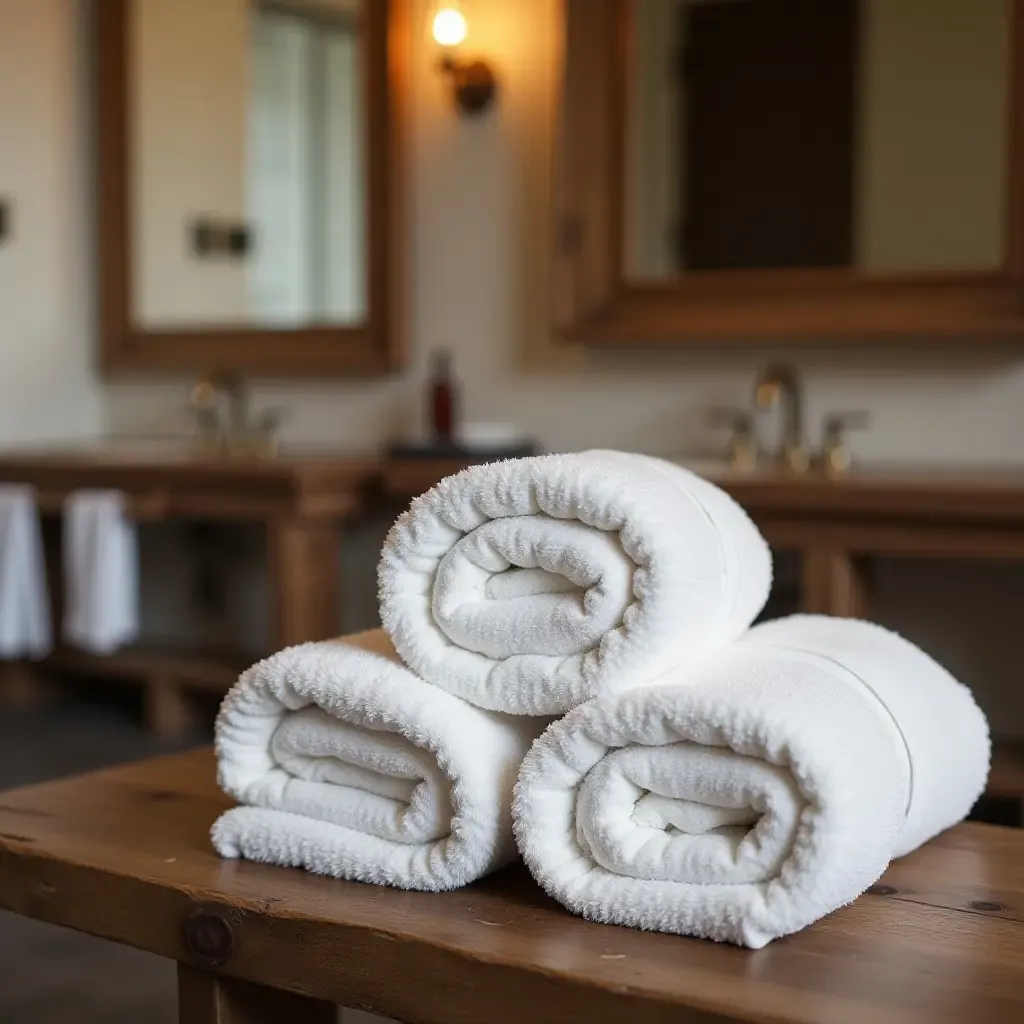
xmin=432 ymin=4 xmax=497 ymax=116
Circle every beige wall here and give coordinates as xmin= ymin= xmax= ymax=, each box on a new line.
xmin=856 ymin=0 xmax=1008 ymax=271
xmin=0 ymin=0 xmax=100 ymax=445
xmin=131 ymin=0 xmax=250 ymax=325
xmin=626 ymin=0 xmax=685 ymax=277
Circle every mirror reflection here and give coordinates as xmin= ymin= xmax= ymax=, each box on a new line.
xmin=130 ymin=0 xmax=365 ymax=329
xmin=626 ymin=0 xmax=1009 ymax=278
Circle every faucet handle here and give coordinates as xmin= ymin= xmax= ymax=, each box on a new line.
xmin=255 ymin=406 xmax=287 ymax=433
xmin=247 ymin=407 xmax=287 ymax=458
xmin=194 ymin=405 xmax=220 ymax=431
xmin=821 ymin=411 xmax=869 ymax=477
xmin=706 ymin=408 xmax=757 ymax=470
xmin=823 ymin=410 xmax=870 ymax=436
xmin=185 ymin=399 xmax=223 ymax=449
xmin=706 ymin=407 xmax=753 ymax=433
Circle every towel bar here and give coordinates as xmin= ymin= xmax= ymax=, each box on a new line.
xmin=35 ymin=490 xmax=167 ymax=521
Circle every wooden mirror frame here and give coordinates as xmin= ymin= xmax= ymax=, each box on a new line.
xmin=554 ymin=0 xmax=1024 ymax=345
xmin=96 ymin=0 xmax=408 ymax=376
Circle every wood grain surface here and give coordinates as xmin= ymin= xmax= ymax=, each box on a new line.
xmin=1 ymin=750 xmax=1023 ymax=1023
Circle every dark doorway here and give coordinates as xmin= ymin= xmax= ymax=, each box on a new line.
xmin=680 ymin=0 xmax=859 ymax=270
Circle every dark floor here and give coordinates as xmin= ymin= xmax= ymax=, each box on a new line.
xmin=0 ymin=697 xmax=199 ymax=1023
xmin=0 ymin=694 xmax=391 ymax=1023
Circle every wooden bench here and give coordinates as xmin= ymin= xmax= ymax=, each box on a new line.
xmin=1 ymin=748 xmax=1023 ymax=1023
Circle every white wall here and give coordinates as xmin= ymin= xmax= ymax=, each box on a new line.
xmin=856 ymin=0 xmax=1008 ymax=271
xmin=0 ymin=0 xmax=101 ymax=446
xmin=247 ymin=10 xmax=318 ymax=322
xmin=247 ymin=9 xmax=365 ymax=323
xmin=626 ymin=0 xmax=686 ymax=278
xmin=322 ymin=27 xmax=365 ymax=321
xmin=131 ymin=0 xmax=250 ymax=326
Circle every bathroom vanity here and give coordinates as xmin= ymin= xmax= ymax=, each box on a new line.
xmin=0 ymin=446 xmax=378 ymax=735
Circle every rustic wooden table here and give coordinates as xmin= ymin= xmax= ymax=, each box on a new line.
xmin=1 ymin=749 xmax=1023 ymax=1024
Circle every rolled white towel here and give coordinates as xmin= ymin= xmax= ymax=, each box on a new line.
xmin=212 ymin=630 xmax=544 ymax=890
xmin=379 ymin=450 xmax=772 ymax=715
xmin=513 ymin=615 xmax=990 ymax=948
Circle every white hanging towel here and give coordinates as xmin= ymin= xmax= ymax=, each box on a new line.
xmin=0 ymin=485 xmax=52 ymax=659
xmin=63 ymin=490 xmax=139 ymax=654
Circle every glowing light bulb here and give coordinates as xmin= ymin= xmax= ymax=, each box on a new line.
xmin=432 ymin=7 xmax=467 ymax=47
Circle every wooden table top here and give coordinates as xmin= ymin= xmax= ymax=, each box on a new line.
xmin=1 ymin=750 xmax=1023 ymax=1023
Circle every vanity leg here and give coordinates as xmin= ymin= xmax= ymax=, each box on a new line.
xmin=177 ymin=964 xmax=335 ymax=1024
xmin=0 ymin=662 xmax=50 ymax=709
xmin=801 ymin=547 xmax=872 ymax=618
xmin=144 ymin=674 xmax=197 ymax=739
xmin=266 ymin=519 xmax=340 ymax=646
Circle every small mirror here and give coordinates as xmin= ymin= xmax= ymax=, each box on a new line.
xmin=129 ymin=0 xmax=366 ymax=329
xmin=625 ymin=0 xmax=1010 ymax=279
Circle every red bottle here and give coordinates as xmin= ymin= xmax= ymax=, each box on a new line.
xmin=429 ymin=349 xmax=459 ymax=443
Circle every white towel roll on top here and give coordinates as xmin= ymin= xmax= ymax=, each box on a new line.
xmin=378 ymin=451 xmax=773 ymax=715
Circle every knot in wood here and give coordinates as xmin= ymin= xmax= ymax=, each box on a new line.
xmin=866 ymin=884 xmax=897 ymax=896
xmin=969 ymin=900 xmax=1006 ymax=913
xmin=183 ymin=905 xmax=236 ymax=967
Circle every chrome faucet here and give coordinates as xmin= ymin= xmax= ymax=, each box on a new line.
xmin=754 ymin=363 xmax=809 ymax=473
xmin=190 ymin=370 xmax=281 ymax=457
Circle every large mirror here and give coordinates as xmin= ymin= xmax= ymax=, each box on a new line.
xmin=132 ymin=0 xmax=366 ymax=327
xmin=97 ymin=0 xmax=407 ymax=374
xmin=555 ymin=0 xmax=1024 ymax=344
xmin=627 ymin=0 xmax=1008 ymax=278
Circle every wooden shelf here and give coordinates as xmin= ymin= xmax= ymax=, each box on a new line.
xmin=988 ymin=740 xmax=1024 ymax=801
xmin=46 ymin=643 xmax=254 ymax=692
xmin=41 ymin=643 xmax=260 ymax=739
xmin=380 ymin=458 xmax=480 ymax=500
